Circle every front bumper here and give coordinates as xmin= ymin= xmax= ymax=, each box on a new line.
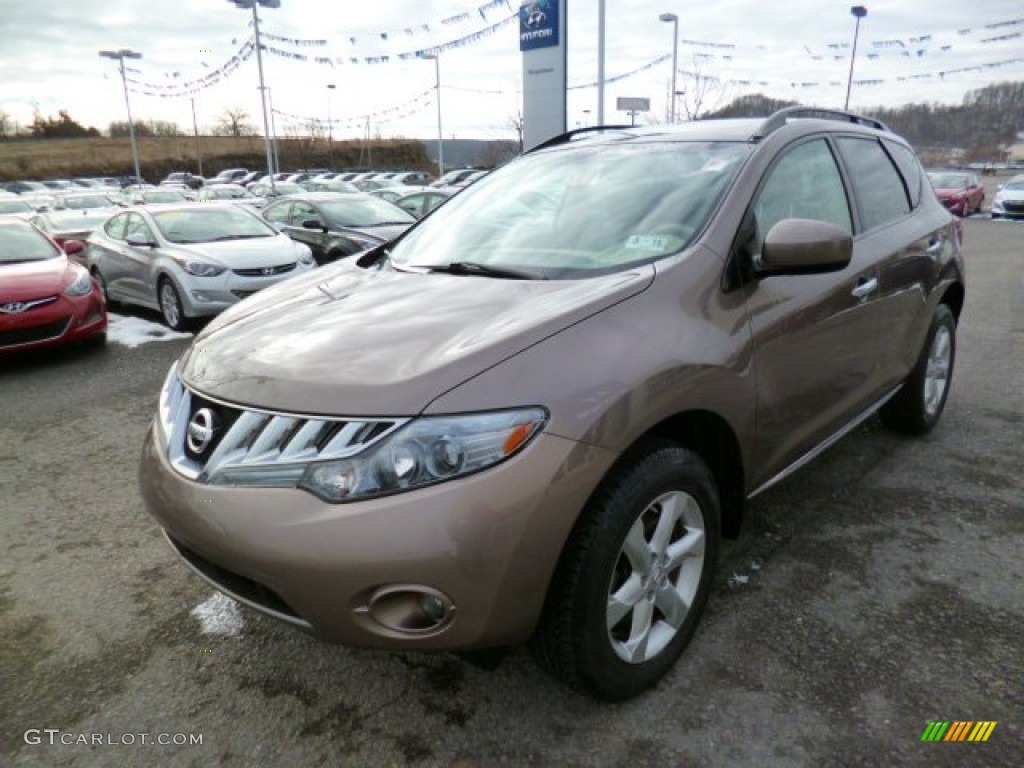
xmin=178 ymin=262 xmax=316 ymax=318
xmin=139 ymin=421 xmax=617 ymax=649
xmin=0 ymin=290 xmax=106 ymax=353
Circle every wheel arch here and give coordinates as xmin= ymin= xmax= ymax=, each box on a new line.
xmin=940 ymin=281 xmax=964 ymax=324
xmin=634 ymin=410 xmax=746 ymax=539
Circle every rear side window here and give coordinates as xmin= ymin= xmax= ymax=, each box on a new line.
xmin=884 ymin=140 xmax=923 ymax=208
xmin=104 ymin=214 xmax=127 ymax=241
xmin=836 ymin=137 xmax=911 ymax=230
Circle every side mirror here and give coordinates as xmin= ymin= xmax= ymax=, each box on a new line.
xmin=63 ymin=239 xmax=86 ymax=256
xmin=756 ymin=218 xmax=852 ymax=277
xmin=302 ymin=219 xmax=326 ymax=231
xmin=125 ymin=232 xmax=155 ymax=248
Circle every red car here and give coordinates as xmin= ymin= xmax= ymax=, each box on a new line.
xmin=927 ymin=171 xmax=985 ymax=217
xmin=0 ymin=220 xmax=107 ymax=354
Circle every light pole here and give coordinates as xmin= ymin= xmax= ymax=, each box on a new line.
xmin=419 ymin=53 xmax=444 ymax=177
xmin=267 ymin=87 xmax=279 ymax=175
xmin=98 ymin=48 xmax=143 ymax=183
xmin=190 ymin=96 xmax=203 ymax=176
xmin=659 ymin=13 xmax=679 ymax=123
xmin=598 ymin=0 xmax=606 ymax=124
xmin=228 ymin=0 xmax=279 ymax=189
xmin=844 ymin=6 xmax=868 ymax=111
xmin=326 ymin=83 xmax=336 ymax=144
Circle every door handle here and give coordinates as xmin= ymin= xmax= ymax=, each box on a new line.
xmin=851 ymin=276 xmax=878 ymax=299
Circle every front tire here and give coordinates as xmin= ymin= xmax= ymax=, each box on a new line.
xmin=531 ymin=439 xmax=720 ymax=700
xmin=880 ymin=303 xmax=956 ymax=435
xmin=158 ymin=277 xmax=188 ymax=331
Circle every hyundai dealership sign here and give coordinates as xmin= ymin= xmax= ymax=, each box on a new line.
xmin=520 ymin=1 xmax=566 ymax=150
xmin=519 ymin=1 xmax=559 ymax=51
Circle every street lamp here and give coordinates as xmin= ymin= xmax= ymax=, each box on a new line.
xmin=844 ymin=6 xmax=868 ymax=111
xmin=326 ymin=83 xmax=336 ymax=144
xmin=98 ymin=48 xmax=143 ymax=183
xmin=598 ymin=0 xmax=606 ymax=124
xmin=659 ymin=13 xmax=679 ymax=123
xmin=419 ymin=53 xmax=444 ymax=177
xmin=227 ymin=0 xmax=279 ymax=188
xmin=190 ymin=96 xmax=203 ymax=176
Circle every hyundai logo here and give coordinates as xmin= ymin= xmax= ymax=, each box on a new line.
xmin=526 ymin=9 xmax=547 ymax=28
xmin=186 ymin=408 xmax=219 ymax=454
xmin=0 ymin=302 xmax=28 ymax=314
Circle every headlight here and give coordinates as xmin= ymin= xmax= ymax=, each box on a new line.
xmin=63 ymin=268 xmax=94 ymax=296
xmin=295 ymin=244 xmax=315 ymax=266
xmin=208 ymin=408 xmax=547 ymax=501
xmin=345 ymin=234 xmax=380 ymax=252
xmin=183 ymin=261 xmax=226 ymax=277
xmin=298 ymin=408 xmax=547 ymax=502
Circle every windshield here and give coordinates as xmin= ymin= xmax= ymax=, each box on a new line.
xmin=928 ymin=173 xmax=969 ymax=189
xmin=0 ymin=225 xmax=60 ymax=263
xmin=0 ymin=200 xmax=33 ymax=215
xmin=389 ymin=141 xmax=750 ymax=278
xmin=61 ymin=194 xmax=116 ymax=210
xmin=320 ymin=196 xmax=416 ymax=227
xmin=152 ymin=207 xmax=276 ymax=243
xmin=141 ymin=190 xmax=188 ymax=203
xmin=1003 ymin=181 xmax=1024 ymax=191
xmin=206 ymin=186 xmax=253 ymax=199
xmin=259 ymin=182 xmax=302 ymax=195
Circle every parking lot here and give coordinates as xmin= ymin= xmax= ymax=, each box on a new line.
xmin=1 ymin=216 xmax=1021 ymax=766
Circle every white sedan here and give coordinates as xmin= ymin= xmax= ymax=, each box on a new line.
xmin=85 ymin=203 xmax=316 ymax=329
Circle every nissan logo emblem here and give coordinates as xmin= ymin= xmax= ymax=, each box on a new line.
xmin=186 ymin=408 xmax=219 ymax=454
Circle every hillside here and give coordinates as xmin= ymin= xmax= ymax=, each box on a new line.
xmin=0 ymin=135 xmax=434 ymax=181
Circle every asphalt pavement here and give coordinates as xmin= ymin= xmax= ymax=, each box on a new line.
xmin=1 ymin=218 xmax=1021 ymax=767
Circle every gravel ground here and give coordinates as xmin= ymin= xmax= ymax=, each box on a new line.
xmin=1 ymin=218 xmax=1021 ymax=767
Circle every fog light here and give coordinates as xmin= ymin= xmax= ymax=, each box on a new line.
xmin=363 ymin=585 xmax=454 ymax=635
xmin=419 ymin=594 xmax=446 ymax=623
xmin=191 ymin=291 xmax=213 ymax=302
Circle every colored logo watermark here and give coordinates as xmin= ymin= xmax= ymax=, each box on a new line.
xmin=920 ymin=721 xmax=997 ymax=742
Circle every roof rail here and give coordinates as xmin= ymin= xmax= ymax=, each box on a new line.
xmin=754 ymin=107 xmax=889 ymax=140
xmin=525 ymin=125 xmax=634 ymax=154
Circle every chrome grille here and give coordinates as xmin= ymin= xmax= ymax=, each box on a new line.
xmin=232 ymin=263 xmax=296 ymax=277
xmin=158 ymin=365 xmax=407 ymax=484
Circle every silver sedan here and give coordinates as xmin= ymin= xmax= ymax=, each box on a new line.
xmin=85 ymin=203 xmax=316 ymax=329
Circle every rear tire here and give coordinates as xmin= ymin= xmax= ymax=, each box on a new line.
xmin=531 ymin=439 xmax=720 ymax=700
xmin=880 ymin=304 xmax=956 ymax=435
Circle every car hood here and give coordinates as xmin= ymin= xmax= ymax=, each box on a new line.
xmin=172 ymin=235 xmax=306 ymax=267
xmin=333 ymin=223 xmax=412 ymax=243
xmin=179 ymin=260 xmax=655 ymax=415
xmin=994 ymin=188 xmax=1024 ymax=202
xmin=0 ymin=256 xmax=73 ymax=300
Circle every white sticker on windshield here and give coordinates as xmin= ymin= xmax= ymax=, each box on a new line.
xmin=625 ymin=235 xmax=669 ymax=251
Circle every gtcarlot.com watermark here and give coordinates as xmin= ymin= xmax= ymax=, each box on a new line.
xmin=24 ymin=729 xmax=202 ymax=747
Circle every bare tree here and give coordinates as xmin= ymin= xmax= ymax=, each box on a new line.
xmin=0 ymin=109 xmax=12 ymax=139
xmin=508 ymin=107 xmax=524 ymax=154
xmin=215 ymin=107 xmax=255 ymax=138
xmin=675 ymin=56 xmax=733 ymax=121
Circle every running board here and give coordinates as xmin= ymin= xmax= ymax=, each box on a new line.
xmin=747 ymin=386 xmax=901 ymax=500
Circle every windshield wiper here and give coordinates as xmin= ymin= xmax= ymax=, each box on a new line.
xmin=412 ymin=261 xmax=542 ymax=280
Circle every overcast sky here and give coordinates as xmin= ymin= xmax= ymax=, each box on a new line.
xmin=1 ymin=0 xmax=1022 ymax=142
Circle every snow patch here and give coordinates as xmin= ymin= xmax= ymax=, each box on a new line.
xmin=107 ymin=313 xmax=192 ymax=347
xmin=191 ymin=592 xmax=245 ymax=636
